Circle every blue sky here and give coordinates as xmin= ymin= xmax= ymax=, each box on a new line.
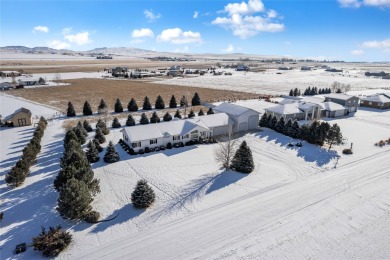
xmin=1 ymin=0 xmax=389 ymax=61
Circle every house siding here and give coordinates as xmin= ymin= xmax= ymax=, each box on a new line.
xmin=360 ymin=100 xmax=390 ymax=110
xmin=11 ymin=111 xmax=32 ymax=126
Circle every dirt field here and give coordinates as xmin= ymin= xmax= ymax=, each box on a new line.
xmin=9 ymin=78 xmax=262 ymax=113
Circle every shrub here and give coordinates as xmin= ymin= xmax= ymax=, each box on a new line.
xmin=166 ymin=142 xmax=172 ymax=149
xmin=103 ymin=141 xmax=120 ymax=163
xmin=342 ymin=149 xmax=353 ymax=154
xmin=128 ymin=148 xmax=135 ymax=155
xmin=32 ymin=225 xmax=72 ymax=257
xmin=145 ymin=147 xmax=151 ymax=153
xmin=138 ymin=149 xmax=145 ymax=154
xmin=131 ymin=180 xmax=156 ymax=208
xmin=83 ymin=210 xmax=100 ymax=223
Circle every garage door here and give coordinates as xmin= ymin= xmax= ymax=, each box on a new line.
xmin=213 ymin=126 xmax=229 ymax=136
xmin=334 ymin=109 xmax=345 ymax=117
xmin=248 ymin=115 xmax=258 ymax=129
xmin=239 ymin=122 xmax=248 ymax=132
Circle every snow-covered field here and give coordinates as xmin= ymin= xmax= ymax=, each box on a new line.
xmin=1 ymin=95 xmax=390 ymax=259
xmin=156 ymin=68 xmax=390 ymax=95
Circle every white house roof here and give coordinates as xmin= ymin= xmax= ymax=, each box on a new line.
xmin=265 ymin=103 xmax=302 ymax=115
xmin=214 ymin=102 xmax=258 ymax=116
xmin=362 ymin=94 xmax=390 ymax=103
xmin=18 ymin=78 xmax=39 ymax=82
xmin=323 ymin=93 xmax=356 ymax=101
xmin=188 ymin=113 xmax=233 ymax=128
xmin=319 ymin=101 xmax=346 ymax=111
xmin=301 ymin=96 xmax=325 ymax=104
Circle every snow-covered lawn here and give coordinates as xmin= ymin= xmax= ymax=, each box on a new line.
xmin=1 ymin=96 xmax=390 ymax=259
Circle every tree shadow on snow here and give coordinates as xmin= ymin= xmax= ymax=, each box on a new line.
xmin=256 ymin=130 xmax=339 ymax=167
xmin=89 ymin=204 xmax=145 ymax=234
xmin=206 ymin=171 xmax=247 ymax=194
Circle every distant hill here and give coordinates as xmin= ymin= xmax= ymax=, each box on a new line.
xmin=0 ymin=46 xmax=74 ymax=54
xmin=0 ymin=46 xmax=154 ymax=55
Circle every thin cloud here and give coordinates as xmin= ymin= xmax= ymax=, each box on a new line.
xmin=193 ymin=11 xmax=199 ymax=19
xmin=144 ymin=9 xmax=161 ymax=22
xmin=362 ymin=38 xmax=390 ymax=48
xmin=157 ymin=28 xmax=202 ymax=44
xmin=33 ymin=26 xmax=49 ymax=33
xmin=62 ymin=27 xmax=72 ymax=34
xmin=351 ymin=49 xmax=364 ymax=55
xmin=222 ymin=44 xmax=235 ymax=53
xmin=338 ymin=0 xmax=390 ymax=8
xmin=64 ymin=32 xmax=91 ymax=45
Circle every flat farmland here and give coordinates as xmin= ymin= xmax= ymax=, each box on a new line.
xmin=9 ymin=78 xmax=261 ymax=113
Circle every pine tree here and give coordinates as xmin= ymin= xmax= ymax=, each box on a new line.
xmin=94 ymin=128 xmax=106 ymax=144
xmin=112 ymin=117 xmax=121 ymax=128
xmin=317 ymin=121 xmax=330 ymax=145
xmin=74 ymin=126 xmax=86 ymax=144
xmin=83 ymin=120 xmax=93 ymax=132
xmin=86 ymin=141 xmax=100 ymax=163
xmin=64 ymin=130 xmax=79 ymax=150
xmin=188 ymin=109 xmax=195 ymax=118
xmin=126 ymin=114 xmax=135 ymax=126
xmin=259 ymin=113 xmax=268 ymax=127
xmin=150 ymin=112 xmax=160 ymax=123
xmin=198 ymin=109 xmax=204 ymax=116
xmin=180 ymin=95 xmax=187 ymax=107
xmin=326 ymin=123 xmax=343 ymax=150
xmin=114 ymin=98 xmax=123 ymax=113
xmin=96 ymin=119 xmax=106 ymax=129
xmin=230 ymin=141 xmax=254 ymax=174
xmin=143 ymin=96 xmax=152 ymax=110
xmin=174 ymin=109 xmax=182 ymax=119
xmin=191 ymin=92 xmax=201 ymax=106
xmin=83 ymin=101 xmax=93 ymax=116
xmin=98 ymin=99 xmax=108 ymax=112
xmin=163 ymin=112 xmax=172 ymax=121
xmin=93 ymin=138 xmax=103 ymax=152
xmin=131 ymin=180 xmax=156 ymax=208
xmin=289 ymin=89 xmax=294 ymax=96
xmin=291 ymin=120 xmax=301 ymax=139
xmin=300 ymin=124 xmax=309 ymax=140
xmin=140 ymin=113 xmax=149 ymax=124
xmin=32 ymin=225 xmax=72 ymax=257
xmin=103 ymin=141 xmax=120 ymax=163
xmin=67 ymin=102 xmax=76 ymax=117
xmin=155 ymin=95 xmax=165 ymax=109
xmin=76 ymin=121 xmax=88 ymax=137
xmin=57 ymin=178 xmax=92 ymax=220
xmin=269 ymin=116 xmax=278 ymax=129
xmin=275 ymin=117 xmax=286 ymax=134
xmin=5 ymin=164 xmax=27 ymax=187
xmin=127 ymin=98 xmax=138 ymax=112
xmin=307 ymin=121 xmax=320 ymax=144
xmin=169 ymin=95 xmax=177 ymax=108
xmin=293 ymin=88 xmax=299 ymax=96
xmin=207 ymin=107 xmax=214 ymax=115
xmin=284 ymin=119 xmax=293 ymax=137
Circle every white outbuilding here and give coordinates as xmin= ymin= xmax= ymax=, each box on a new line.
xmin=214 ymin=102 xmax=260 ymax=132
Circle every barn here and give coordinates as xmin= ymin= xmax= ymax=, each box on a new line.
xmin=214 ymin=103 xmax=259 ymax=132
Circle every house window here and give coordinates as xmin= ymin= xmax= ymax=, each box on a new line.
xmin=183 ymin=134 xmax=189 ymax=139
xmin=132 ymin=142 xmax=141 ymax=148
xmin=369 ymin=102 xmax=372 ymax=105
xmin=191 ymin=130 xmax=198 ymax=134
xmin=173 ymin=135 xmax=180 ymax=141
xmin=18 ymin=118 xmax=27 ymax=126
xmin=150 ymin=139 xmax=157 ymax=144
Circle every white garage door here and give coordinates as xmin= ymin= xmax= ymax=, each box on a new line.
xmin=334 ymin=109 xmax=345 ymax=117
xmin=239 ymin=122 xmax=248 ymax=131
xmin=248 ymin=115 xmax=258 ymax=129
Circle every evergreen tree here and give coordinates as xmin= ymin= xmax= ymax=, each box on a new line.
xmin=155 ymin=95 xmax=165 ymax=109
xmin=126 ymin=114 xmax=136 ymax=126
xmin=131 ymin=180 xmax=156 ymax=208
xmin=169 ymin=95 xmax=177 ymax=108
xmin=275 ymin=117 xmax=286 ymax=134
xmin=230 ymin=141 xmax=254 ymax=174
xmin=83 ymin=101 xmax=93 ymax=116
xmin=298 ymin=89 xmax=301 ymax=96
xmin=326 ymin=123 xmax=343 ymax=150
xmin=5 ymin=164 xmax=27 ymax=187
xmin=259 ymin=113 xmax=268 ymax=127
xmin=198 ymin=109 xmax=204 ymax=116
xmin=266 ymin=114 xmax=273 ymax=128
xmin=293 ymin=88 xmax=299 ymax=96
xmin=127 ymin=98 xmax=138 ymax=112
xmin=98 ymin=99 xmax=108 ymax=112
xmin=114 ymin=98 xmax=123 ymax=113
xmin=96 ymin=119 xmax=106 ymax=129
xmin=269 ymin=116 xmax=278 ymax=129
xmin=289 ymin=89 xmax=294 ymax=96
xmin=163 ymin=112 xmax=172 ymax=121
xmin=300 ymin=124 xmax=310 ymax=140
xmin=86 ymin=141 xmax=100 ymax=163
xmin=207 ymin=107 xmax=214 ymax=115
xmin=103 ymin=141 xmax=120 ymax=163
xmin=93 ymin=139 xmax=103 ymax=152
xmin=180 ymin=95 xmax=187 ymax=107
xmin=67 ymin=102 xmax=76 ymax=117
xmin=83 ymin=120 xmax=93 ymax=132
xmin=307 ymin=121 xmax=320 ymax=144
xmin=188 ymin=109 xmax=195 ymax=118
xmin=63 ymin=130 xmax=79 ymax=150
xmin=290 ymin=120 xmax=301 ymax=139
xmin=150 ymin=112 xmax=160 ymax=123
xmin=191 ymin=92 xmax=201 ymax=106
xmin=284 ymin=119 xmax=293 ymax=137
xmin=32 ymin=225 xmax=72 ymax=257
xmin=140 ymin=113 xmax=149 ymax=124
xmin=57 ymin=178 xmax=92 ymax=220
xmin=76 ymin=121 xmax=88 ymax=137
xmin=174 ymin=109 xmax=182 ymax=119
xmin=74 ymin=126 xmax=86 ymax=144
xmin=317 ymin=121 xmax=331 ymax=145
xmin=112 ymin=117 xmax=121 ymax=128
xmin=94 ymin=127 xmax=106 ymax=144
xmin=142 ymin=96 xmax=152 ymax=110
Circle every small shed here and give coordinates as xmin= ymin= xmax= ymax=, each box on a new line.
xmin=4 ymin=108 xmax=33 ymax=127
xmin=214 ymin=103 xmax=259 ymax=132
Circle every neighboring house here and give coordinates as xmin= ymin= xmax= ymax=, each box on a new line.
xmin=122 ymin=113 xmax=233 ymax=152
xmin=18 ymin=79 xmax=39 ymax=86
xmin=301 ymin=66 xmax=312 ymax=71
xmin=323 ymin=93 xmax=360 ymax=112
xmin=167 ymin=66 xmax=183 ymax=76
xmin=236 ymin=64 xmax=249 ymax=71
xmin=4 ymin=107 xmax=33 ymax=127
xmin=0 ymin=71 xmax=21 ymax=77
xmin=319 ymin=101 xmax=348 ymax=117
xmin=214 ymin=102 xmax=259 ymax=132
xmin=265 ymin=101 xmax=322 ymax=121
xmin=360 ymin=94 xmax=390 ymax=110
xmin=111 ymin=67 xmax=128 ymax=77
xmin=0 ymin=82 xmax=14 ymax=90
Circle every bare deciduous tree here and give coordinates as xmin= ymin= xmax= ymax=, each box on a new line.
xmin=214 ymin=130 xmax=238 ymax=170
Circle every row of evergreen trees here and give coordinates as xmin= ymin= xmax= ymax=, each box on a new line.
xmin=54 ymin=128 xmax=101 ymax=222
xmin=67 ymin=93 xmax=202 ymax=117
xmin=288 ymin=87 xmax=332 ymax=97
xmin=5 ymin=117 xmax=48 ymax=187
xmin=259 ymin=113 xmax=343 ymax=148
